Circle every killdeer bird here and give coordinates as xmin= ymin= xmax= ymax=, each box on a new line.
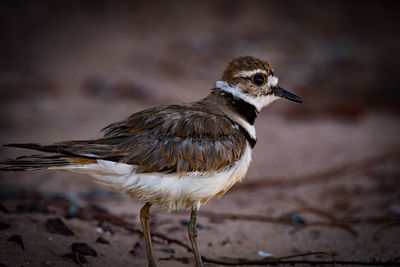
xmin=0 ymin=56 xmax=301 ymax=267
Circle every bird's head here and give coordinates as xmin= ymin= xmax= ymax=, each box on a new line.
xmin=216 ymin=56 xmax=302 ymax=111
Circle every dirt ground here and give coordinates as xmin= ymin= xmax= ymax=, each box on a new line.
xmin=1 ymin=1 xmax=400 ymax=266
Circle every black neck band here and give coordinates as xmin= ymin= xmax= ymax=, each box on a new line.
xmin=222 ymin=92 xmax=258 ymax=125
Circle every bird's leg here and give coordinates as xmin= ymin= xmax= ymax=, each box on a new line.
xmin=188 ymin=202 xmax=203 ymax=267
xmin=140 ymin=202 xmax=156 ymax=267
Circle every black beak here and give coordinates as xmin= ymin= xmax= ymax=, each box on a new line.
xmin=272 ymin=86 xmax=302 ymax=103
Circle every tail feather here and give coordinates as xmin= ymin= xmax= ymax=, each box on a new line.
xmin=2 ymin=139 xmax=124 ymax=172
xmin=5 ymin=138 xmax=125 ymax=160
xmin=0 ymin=155 xmax=75 ymax=171
xmin=5 ymin=143 xmax=76 ymax=154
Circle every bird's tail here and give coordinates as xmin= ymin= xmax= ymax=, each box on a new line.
xmin=0 ymin=154 xmax=93 ymax=171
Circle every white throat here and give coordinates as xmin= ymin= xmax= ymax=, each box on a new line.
xmin=215 ymin=80 xmax=281 ymax=112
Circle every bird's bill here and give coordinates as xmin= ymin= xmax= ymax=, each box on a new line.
xmin=272 ymin=86 xmax=302 ymax=103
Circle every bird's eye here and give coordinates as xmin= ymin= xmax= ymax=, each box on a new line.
xmin=251 ymin=73 xmax=267 ymax=86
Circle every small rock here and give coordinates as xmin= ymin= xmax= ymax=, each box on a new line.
xmin=221 ymin=238 xmax=230 ymax=246
xmin=96 ymin=237 xmax=110 ymax=244
xmin=130 ymin=240 xmax=147 ymax=259
xmin=279 ymin=212 xmax=306 ymax=227
xmin=97 ymin=221 xmax=114 ymax=235
xmin=46 ymin=218 xmax=75 ymax=236
xmin=8 ymin=235 xmax=24 ymax=250
xmin=180 ymin=220 xmax=204 ymax=229
xmin=71 ymin=242 xmax=98 ymax=257
xmin=63 ymin=252 xmax=88 ymax=264
xmin=258 ymin=250 xmax=273 ymax=258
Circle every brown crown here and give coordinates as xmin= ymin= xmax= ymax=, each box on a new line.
xmin=221 ymin=56 xmax=275 ymax=83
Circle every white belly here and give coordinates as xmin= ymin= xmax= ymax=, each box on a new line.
xmin=56 ymin=144 xmax=252 ymax=210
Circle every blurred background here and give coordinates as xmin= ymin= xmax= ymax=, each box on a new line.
xmin=0 ymin=1 xmax=399 ymax=266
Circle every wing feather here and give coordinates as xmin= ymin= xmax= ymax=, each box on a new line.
xmin=7 ymin=105 xmax=247 ymax=175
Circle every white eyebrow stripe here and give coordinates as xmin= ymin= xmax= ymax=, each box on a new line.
xmin=234 ymin=69 xmax=268 ymax=78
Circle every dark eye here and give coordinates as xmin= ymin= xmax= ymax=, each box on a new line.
xmin=251 ymin=73 xmax=267 ymax=86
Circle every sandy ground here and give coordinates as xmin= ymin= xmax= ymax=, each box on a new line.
xmin=1 ymin=1 xmax=400 ymax=266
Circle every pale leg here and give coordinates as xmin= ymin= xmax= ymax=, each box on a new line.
xmin=140 ymin=202 xmax=156 ymax=267
xmin=188 ymin=202 xmax=203 ymax=267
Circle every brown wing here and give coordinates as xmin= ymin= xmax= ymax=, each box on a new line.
xmin=101 ymin=105 xmax=247 ymax=174
xmin=8 ymin=105 xmax=247 ymax=175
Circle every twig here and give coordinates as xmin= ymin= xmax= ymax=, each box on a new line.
xmin=198 ymin=210 xmax=358 ymax=236
xmin=372 ymin=221 xmax=400 ymax=240
xmin=160 ymin=256 xmax=400 ymax=266
xmin=289 ymin=196 xmax=400 ymax=225
xmin=288 ymin=196 xmax=358 ymax=236
xmin=290 ymin=196 xmax=340 ymax=221
xmin=92 ymin=210 xmax=193 ymax=252
xmin=298 ymin=222 xmax=358 ymax=237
